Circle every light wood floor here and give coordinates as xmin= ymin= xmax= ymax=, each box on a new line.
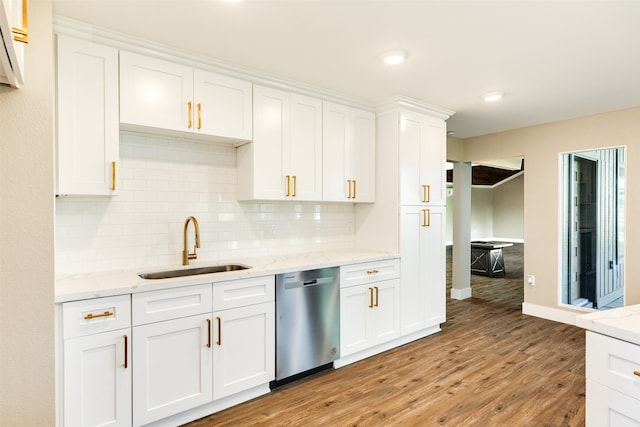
xmin=187 ymin=244 xmax=586 ymax=426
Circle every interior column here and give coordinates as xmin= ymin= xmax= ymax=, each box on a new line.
xmin=451 ymin=161 xmax=472 ymax=299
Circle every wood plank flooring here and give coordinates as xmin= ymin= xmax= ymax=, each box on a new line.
xmin=187 ymin=244 xmax=586 ymax=426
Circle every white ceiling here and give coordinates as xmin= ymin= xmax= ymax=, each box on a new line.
xmin=51 ymin=0 xmax=640 ymax=138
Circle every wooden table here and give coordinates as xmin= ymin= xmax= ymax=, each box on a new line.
xmin=470 ymin=241 xmax=513 ymax=277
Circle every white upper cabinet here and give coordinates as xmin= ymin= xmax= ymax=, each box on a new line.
xmin=237 ymin=85 xmax=322 ymax=201
xmin=0 ymin=0 xmax=26 ymax=87
xmin=399 ymin=111 xmax=446 ymax=206
xmin=119 ymin=51 xmax=252 ymax=143
xmin=56 ymin=35 xmax=119 ymax=196
xmin=322 ymin=101 xmax=375 ymax=203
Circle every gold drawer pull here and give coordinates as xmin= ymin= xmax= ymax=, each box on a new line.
xmin=206 ymin=318 xmax=212 ymax=348
xmin=285 ymin=175 xmax=291 ymax=196
xmin=111 ymin=161 xmax=116 ymax=191
xmin=368 ymin=287 xmax=374 ymax=308
xmin=84 ymin=310 xmax=114 ymax=320
xmin=216 ymin=316 xmax=222 ymax=346
xmin=187 ymin=101 xmax=193 ymax=128
xmin=123 ymin=335 xmax=128 ymax=369
xmin=422 ymin=184 xmax=430 ymax=203
xmin=197 ymin=103 xmax=202 ymax=129
xmin=634 ymin=370 xmax=640 ymax=377
xmin=366 ymin=269 xmax=379 ymax=275
xmin=374 ymin=286 xmax=379 ymax=307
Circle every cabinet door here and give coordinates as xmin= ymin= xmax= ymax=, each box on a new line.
xmin=212 ymin=302 xmax=275 ymax=399
xmin=586 ymin=379 xmax=640 ymax=427
xmin=64 ymin=329 xmax=131 ymax=427
xmin=400 ymin=205 xmax=446 ymax=334
xmin=133 ymin=314 xmax=212 ymax=426
xmin=322 ymin=101 xmax=349 ymax=202
xmin=120 ymin=51 xmax=193 ymax=133
xmin=289 ymin=94 xmax=323 ymax=200
xmin=350 ymin=108 xmax=376 ymax=202
xmin=56 ymin=35 xmax=119 ymax=196
xmin=400 ymin=111 xmax=446 ymax=206
xmin=340 ymin=284 xmax=371 ymax=356
xmin=369 ymin=279 xmax=400 ymax=345
xmin=194 ymin=70 xmax=252 ymax=140
xmin=248 ymin=85 xmax=289 ymax=200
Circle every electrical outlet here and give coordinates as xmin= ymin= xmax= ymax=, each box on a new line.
xmin=527 ymin=275 xmax=535 ymax=286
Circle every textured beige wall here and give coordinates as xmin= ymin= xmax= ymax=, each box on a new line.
xmin=0 ymin=2 xmax=55 ymax=425
xmin=463 ymin=107 xmax=640 ymax=310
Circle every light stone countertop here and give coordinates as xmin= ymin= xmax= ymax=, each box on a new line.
xmin=55 ymin=249 xmax=399 ymax=303
xmin=575 ymin=304 xmax=640 ymax=346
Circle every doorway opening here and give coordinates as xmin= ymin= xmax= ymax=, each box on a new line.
xmin=561 ymin=147 xmax=625 ymax=310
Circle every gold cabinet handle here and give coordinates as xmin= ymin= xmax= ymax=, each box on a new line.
xmin=366 ymin=269 xmax=379 ymax=275
xmin=111 ymin=161 xmax=116 ymax=191
xmin=368 ymin=287 xmax=374 ymax=308
xmin=123 ymin=335 xmax=128 ymax=369
xmin=187 ymin=101 xmax=193 ymax=128
xmin=422 ymin=184 xmax=431 ymax=203
xmin=634 ymin=371 xmax=640 ymax=377
xmin=206 ymin=318 xmax=212 ymax=348
xmin=11 ymin=0 xmax=28 ymax=43
xmin=422 ymin=209 xmax=431 ymax=227
xmin=352 ymin=180 xmax=357 ymax=199
xmin=347 ymin=180 xmax=352 ymax=199
xmin=84 ymin=310 xmax=114 ymax=320
xmin=216 ymin=316 xmax=222 ymax=346
xmin=285 ymin=175 xmax=291 ymax=196
xmin=292 ymin=175 xmax=297 ymax=197
xmin=197 ymin=103 xmax=202 ymax=129
xmin=374 ymin=286 xmax=379 ymax=307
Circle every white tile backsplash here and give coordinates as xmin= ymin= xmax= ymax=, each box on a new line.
xmin=55 ymin=133 xmax=356 ymax=275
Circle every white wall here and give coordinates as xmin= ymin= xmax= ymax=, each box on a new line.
xmin=55 ymin=133 xmax=356 ymax=274
xmin=0 ymin=2 xmax=55 ymax=425
xmin=446 ymin=173 xmax=524 ymax=244
xmin=492 ymin=173 xmax=524 ymax=240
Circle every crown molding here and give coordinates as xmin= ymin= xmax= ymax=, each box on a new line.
xmin=376 ymin=95 xmax=455 ymax=120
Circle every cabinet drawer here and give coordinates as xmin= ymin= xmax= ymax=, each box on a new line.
xmin=132 ymin=283 xmax=212 ymax=325
xmin=586 ymin=379 xmax=640 ymax=427
xmin=340 ymin=259 xmax=400 ymax=288
xmin=213 ymin=276 xmax=275 ymax=310
xmin=586 ymin=331 xmax=640 ymax=400
xmin=63 ymin=295 xmax=131 ymax=339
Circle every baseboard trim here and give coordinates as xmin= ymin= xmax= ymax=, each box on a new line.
xmin=522 ymin=302 xmax=581 ymax=326
xmin=451 ymin=287 xmax=472 ymax=300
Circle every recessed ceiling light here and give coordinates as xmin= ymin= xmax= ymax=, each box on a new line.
xmin=483 ymin=91 xmax=504 ymax=102
xmin=381 ymin=50 xmax=408 ymax=65
xmin=447 ymin=130 xmax=456 ymax=136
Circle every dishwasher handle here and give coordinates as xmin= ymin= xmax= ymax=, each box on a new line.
xmin=283 ymin=276 xmax=334 ymax=289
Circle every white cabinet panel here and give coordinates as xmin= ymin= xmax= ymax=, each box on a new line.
xmin=194 ymin=70 xmax=252 ymax=140
xmin=132 ymin=283 xmax=212 ymax=325
xmin=63 ymin=329 xmax=131 ymax=427
xmin=133 ymin=314 xmax=213 ymax=426
xmin=322 ymin=101 xmax=375 ymax=202
xmin=56 ymin=35 xmax=119 ymax=196
xmin=340 ymin=279 xmax=399 ymax=357
xmin=120 ymin=51 xmax=192 ymax=133
xmin=237 ymin=86 xmax=322 ymax=201
xmin=399 ymin=111 xmax=446 ymax=206
xmin=400 ymin=205 xmax=446 ymax=335
xmin=120 ymin=51 xmax=252 ymax=142
xmin=586 ymin=379 xmax=640 ymax=427
xmin=213 ymin=302 xmax=275 ymax=399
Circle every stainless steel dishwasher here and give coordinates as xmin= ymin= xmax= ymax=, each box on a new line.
xmin=273 ymin=266 xmax=340 ymax=386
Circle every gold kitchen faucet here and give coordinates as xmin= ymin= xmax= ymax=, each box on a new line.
xmin=182 ymin=216 xmax=200 ymax=265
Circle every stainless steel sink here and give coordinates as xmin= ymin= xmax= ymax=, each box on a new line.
xmin=138 ymin=264 xmax=251 ymax=279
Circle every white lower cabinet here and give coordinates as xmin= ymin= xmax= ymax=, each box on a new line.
xmin=133 ymin=313 xmax=213 ymax=426
xmin=400 ymin=205 xmax=446 ymax=335
xmin=585 ymin=331 xmax=640 ymax=427
xmin=62 ymin=295 xmax=132 ymax=427
xmin=340 ymin=260 xmax=400 ymax=357
xmin=212 ymin=302 xmax=275 ymax=399
xmin=64 ymin=328 xmax=131 ymax=427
